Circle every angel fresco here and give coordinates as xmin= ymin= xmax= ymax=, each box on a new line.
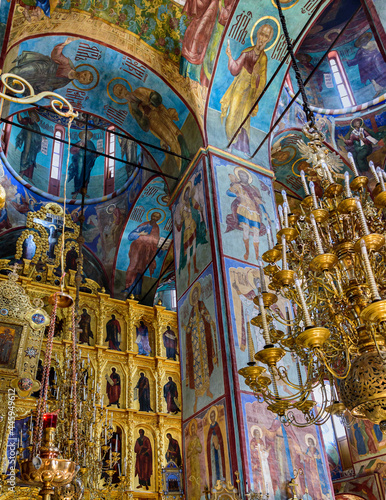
xmin=15 ymin=110 xmax=42 ymax=182
xmin=221 ymin=24 xmax=274 ymax=154
xmin=112 ymin=83 xmax=189 ymax=173
xmin=225 ymin=167 xmax=272 ymax=262
xmin=10 ymin=38 xmax=94 ymax=93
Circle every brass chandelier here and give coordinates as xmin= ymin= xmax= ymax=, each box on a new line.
xmin=239 ymin=0 xmax=386 ymax=429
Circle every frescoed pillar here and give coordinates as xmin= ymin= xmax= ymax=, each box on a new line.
xmin=362 ymin=0 xmax=386 ymax=58
xmin=171 ymin=149 xmax=334 ymax=499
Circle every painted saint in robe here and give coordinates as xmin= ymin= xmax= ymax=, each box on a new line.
xmin=105 ymin=367 xmax=121 ymax=408
xmin=163 ymin=326 xmax=178 ymax=360
xmin=68 ymin=131 xmax=99 ymax=199
xmin=221 ymin=24 xmax=274 ymax=154
xmin=166 ymin=433 xmax=182 ymax=466
xmin=207 ymin=408 xmax=225 ymax=487
xmin=15 ymin=111 xmax=42 ymax=181
xmin=0 ymin=328 xmax=15 ymax=365
xmin=135 ymin=429 xmax=152 ymax=490
xmin=124 ymin=212 xmax=161 ymax=295
xmin=105 ymin=314 xmax=122 ymax=351
xmin=112 ymin=84 xmax=189 ymax=172
xmin=187 ymin=419 xmax=202 ymax=500
xmin=185 ymin=281 xmax=218 ymax=413
xmin=226 ymin=167 xmax=272 ymax=262
xmin=135 ymin=372 xmax=153 ymax=412
xmin=78 ymin=308 xmax=93 ymax=345
xmin=175 ymin=181 xmax=207 ymax=285
xmin=304 ymin=434 xmax=330 ymax=499
xmin=338 ymin=118 xmax=379 ymax=174
xmin=180 ymin=0 xmax=235 ymax=86
xmin=135 ymin=321 xmax=151 ymax=356
xmin=164 ymin=376 xmax=181 ymax=414
xmin=10 ymin=38 xmax=93 ymax=93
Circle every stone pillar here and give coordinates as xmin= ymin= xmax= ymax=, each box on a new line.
xmin=171 ymin=149 xmax=334 ymax=499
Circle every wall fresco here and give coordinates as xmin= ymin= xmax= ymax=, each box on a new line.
xmin=177 ymin=264 xmax=223 ymax=417
xmin=172 ymin=157 xmax=211 ymax=297
xmin=183 ymin=400 xmax=231 ymax=500
xmin=114 ymin=177 xmax=172 ymax=301
xmin=212 ymin=155 xmax=276 ymax=265
xmin=242 ymin=394 xmax=334 ymax=500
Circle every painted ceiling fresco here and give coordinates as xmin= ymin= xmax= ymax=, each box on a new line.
xmin=289 ymin=0 xmax=386 ymax=110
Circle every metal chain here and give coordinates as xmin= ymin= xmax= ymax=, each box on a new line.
xmin=276 ymin=0 xmax=315 ymax=125
xmin=71 ymin=304 xmax=79 ymax=463
xmin=33 ymin=293 xmax=59 ymax=456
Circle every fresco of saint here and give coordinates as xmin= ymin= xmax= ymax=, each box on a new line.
xmin=339 ymin=118 xmax=379 ymax=174
xmin=78 ymin=308 xmax=93 ymax=345
xmin=135 ymin=372 xmax=153 ymax=412
xmin=165 ymin=433 xmax=182 ymax=466
xmin=163 ymin=326 xmax=178 ymax=360
xmin=164 ymin=376 xmax=181 ymax=414
xmin=0 ymin=327 xmax=15 ymax=366
xmin=225 ymin=167 xmax=272 ymax=262
xmin=175 ymin=181 xmax=207 ymax=284
xmin=221 ymin=24 xmax=274 ymax=154
xmin=186 ymin=419 xmax=202 ymax=500
xmin=124 ymin=212 xmax=161 ymax=295
xmin=207 ymin=408 xmax=225 ymax=488
xmin=68 ymin=131 xmax=99 ymax=198
xmin=15 ymin=111 xmax=42 ymax=181
xmin=185 ymin=281 xmax=218 ymax=413
xmin=180 ymin=0 xmax=234 ymax=86
xmin=10 ymin=38 xmax=93 ymax=93
xmin=112 ymin=84 xmax=189 ymax=172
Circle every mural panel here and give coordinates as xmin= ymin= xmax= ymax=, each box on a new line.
xmin=114 ymin=177 xmax=172 ymax=300
xmin=178 ymin=264 xmax=223 ymax=417
xmin=4 ymin=35 xmax=202 ymax=180
xmin=346 ymin=418 xmax=386 ymax=463
xmin=183 ymin=400 xmax=231 ymax=500
xmin=212 ymin=156 xmax=276 ymax=265
xmin=242 ymin=394 xmax=334 ymax=499
xmin=173 ymin=158 xmax=211 ymax=297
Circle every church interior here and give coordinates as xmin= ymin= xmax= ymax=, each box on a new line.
xmin=0 ymin=0 xmax=386 ymax=498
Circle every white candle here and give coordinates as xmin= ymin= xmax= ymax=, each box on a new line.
xmin=344 ymin=171 xmax=352 ymax=198
xmin=258 ymin=259 xmax=267 ymax=293
xmin=79 ymin=401 xmax=82 ymax=418
xmin=321 ymin=162 xmax=334 ymax=184
xmin=309 ymin=181 xmax=318 ymax=210
xmin=310 ymin=214 xmax=324 ymax=255
xmin=377 ymin=167 xmax=385 ymax=191
xmin=283 ymin=203 xmax=289 ymax=228
xmin=294 ymin=279 xmax=313 ymax=327
xmin=90 ymin=423 xmax=93 ymax=441
xmin=267 ymin=225 xmax=273 ymax=250
xmin=115 ymin=434 xmax=118 ymax=452
xmin=281 ymin=189 xmax=289 ymax=207
xmin=278 ymin=205 xmax=284 ymax=227
xmin=105 ymin=428 xmax=107 ymax=445
xmin=101 ymin=395 xmax=104 ymax=410
xmin=301 ymin=170 xmax=310 ymax=196
xmin=360 ymin=239 xmax=381 ymax=301
xmin=369 ymin=161 xmax=380 ymax=182
xmin=355 ymin=198 xmax=370 ymax=236
xmin=70 ymin=421 xmax=73 ymax=440
xmin=281 ymin=233 xmax=288 ymax=271
xmin=348 ymin=152 xmax=359 ymax=177
xmin=124 ymin=458 xmax=127 ymax=475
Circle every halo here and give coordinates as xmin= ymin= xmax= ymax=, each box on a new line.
xmin=305 ymin=433 xmax=316 ymax=446
xmin=250 ymin=16 xmax=281 ymax=52
xmin=106 ymin=203 xmax=116 ymax=214
xmin=271 ymin=0 xmax=300 ymax=10
xmin=271 ymin=145 xmax=296 ymax=166
xmin=73 ymin=64 xmax=100 ymax=91
xmin=250 ymin=425 xmax=262 ymax=439
xmin=207 ymin=405 xmax=218 ymax=422
xmin=189 ymin=418 xmax=198 ymax=436
xmin=182 ymin=181 xmax=192 ymax=199
xmin=292 ymin=157 xmax=311 ymax=178
xmin=146 ymin=208 xmax=166 ymax=224
xmin=234 ymin=167 xmax=253 ymax=184
xmin=79 ymin=130 xmax=93 ymax=141
xmin=157 ymin=194 xmax=169 ymax=206
xmin=189 ymin=281 xmax=202 ymax=305
xmin=107 ymin=77 xmax=133 ymax=105
xmin=350 ymin=117 xmax=364 ymax=129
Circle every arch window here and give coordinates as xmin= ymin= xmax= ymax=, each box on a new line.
xmin=328 ymin=51 xmax=356 ymax=108
xmin=48 ymin=125 xmax=65 ymax=197
xmin=104 ymin=126 xmax=115 ymax=195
